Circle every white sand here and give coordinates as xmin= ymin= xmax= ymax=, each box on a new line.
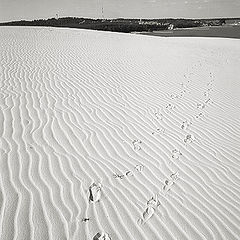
xmin=1 ymin=26 xmax=240 ymax=240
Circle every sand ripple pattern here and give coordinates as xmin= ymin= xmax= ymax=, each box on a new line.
xmin=1 ymin=26 xmax=240 ymax=240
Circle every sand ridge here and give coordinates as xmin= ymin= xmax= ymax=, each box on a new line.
xmin=1 ymin=26 xmax=240 ymax=240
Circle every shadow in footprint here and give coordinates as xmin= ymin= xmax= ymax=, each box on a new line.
xmin=89 ymin=183 xmax=102 ymax=203
xmin=125 ymin=171 xmax=133 ymax=177
xmin=82 ymin=218 xmax=90 ymax=223
xmin=93 ymin=232 xmax=111 ymax=240
xmin=113 ymin=173 xmax=124 ymax=179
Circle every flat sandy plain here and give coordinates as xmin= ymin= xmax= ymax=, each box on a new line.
xmin=1 ymin=26 xmax=240 ymax=240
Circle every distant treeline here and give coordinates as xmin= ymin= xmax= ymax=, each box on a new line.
xmin=0 ymin=17 xmax=236 ymax=33
xmin=0 ymin=18 xmax=167 ymax=32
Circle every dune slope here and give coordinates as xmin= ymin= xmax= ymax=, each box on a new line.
xmin=1 ymin=26 xmax=240 ymax=240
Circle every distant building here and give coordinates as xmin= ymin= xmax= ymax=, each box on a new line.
xmin=225 ymin=19 xmax=240 ymax=25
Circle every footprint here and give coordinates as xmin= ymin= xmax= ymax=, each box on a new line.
xmin=113 ymin=173 xmax=124 ymax=179
xmin=162 ymin=179 xmax=174 ymax=193
xmin=163 ymin=172 xmax=180 ymax=193
xmin=135 ymin=164 xmax=144 ymax=172
xmin=132 ymin=139 xmax=142 ymax=144
xmin=134 ymin=145 xmax=141 ymax=151
xmin=197 ymin=103 xmax=205 ymax=109
xmin=143 ymin=206 xmax=155 ymax=221
xmin=138 ymin=206 xmax=155 ymax=225
xmin=132 ymin=139 xmax=142 ymax=151
xmin=169 ymin=94 xmax=180 ymax=99
xmin=180 ymin=82 xmax=187 ymax=88
xmin=207 ymin=87 xmax=213 ymax=92
xmin=82 ymin=218 xmax=90 ymax=223
xmin=93 ymin=232 xmax=111 ymax=240
xmin=180 ymin=91 xmax=186 ymax=97
xmin=89 ymin=183 xmax=102 ymax=202
xmin=205 ymin=98 xmax=213 ymax=105
xmin=184 ymin=134 xmax=195 ymax=144
xmin=171 ymin=149 xmax=182 ymax=160
xmin=195 ymin=112 xmax=204 ymax=120
xmin=170 ymin=172 xmax=180 ymax=181
xmin=204 ymin=91 xmax=210 ymax=98
xmin=152 ymin=127 xmax=165 ymax=135
xmin=147 ymin=194 xmax=161 ymax=208
xmin=154 ymin=112 xmax=163 ymax=120
xmin=166 ymin=103 xmax=176 ymax=112
xmin=181 ymin=120 xmax=192 ymax=130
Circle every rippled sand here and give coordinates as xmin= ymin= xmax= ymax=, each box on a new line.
xmin=1 ymin=26 xmax=240 ymax=240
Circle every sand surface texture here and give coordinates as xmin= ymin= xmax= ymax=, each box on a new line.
xmin=1 ymin=26 xmax=240 ymax=240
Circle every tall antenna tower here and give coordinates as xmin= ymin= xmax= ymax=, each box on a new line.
xmin=101 ymin=1 xmax=104 ymax=19
xmin=98 ymin=0 xmax=104 ymax=19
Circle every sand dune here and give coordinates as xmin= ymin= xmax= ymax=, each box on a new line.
xmin=1 ymin=26 xmax=240 ymax=240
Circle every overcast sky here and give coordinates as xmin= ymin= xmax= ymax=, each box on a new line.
xmin=0 ymin=0 xmax=239 ymax=22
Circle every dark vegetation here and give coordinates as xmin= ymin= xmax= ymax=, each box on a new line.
xmin=0 ymin=17 xmax=238 ymax=33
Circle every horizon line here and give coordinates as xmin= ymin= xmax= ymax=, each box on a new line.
xmin=1 ymin=15 xmax=240 ymax=24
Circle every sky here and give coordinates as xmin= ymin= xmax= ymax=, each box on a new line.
xmin=0 ymin=0 xmax=240 ymax=22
